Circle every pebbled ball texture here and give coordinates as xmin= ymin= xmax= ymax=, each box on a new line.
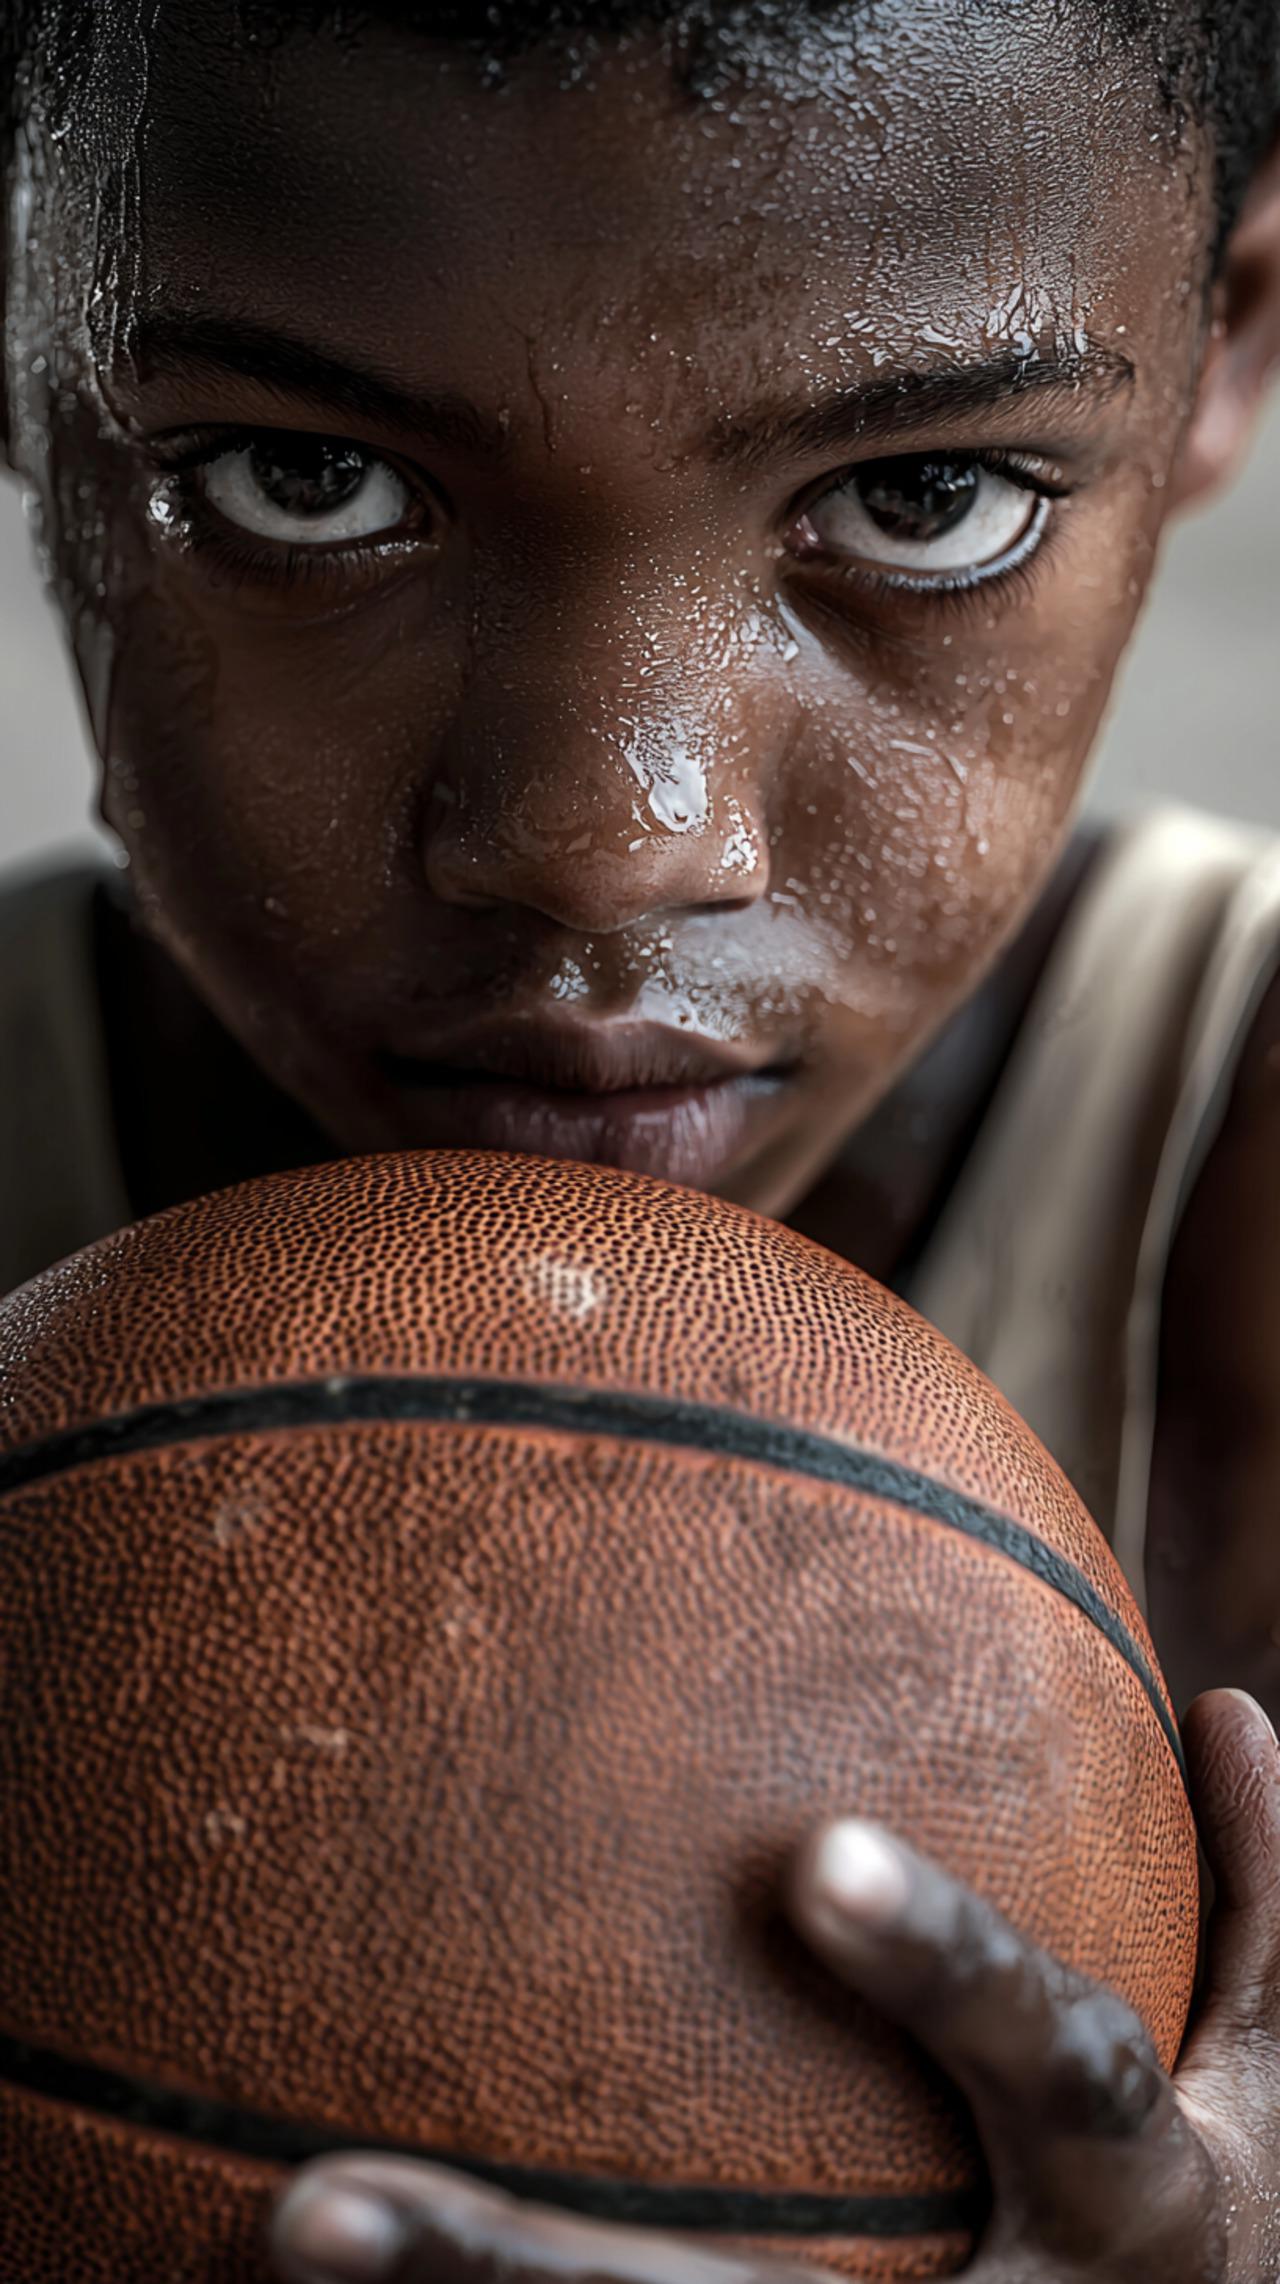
xmin=0 ymin=1151 xmax=1197 ymax=2282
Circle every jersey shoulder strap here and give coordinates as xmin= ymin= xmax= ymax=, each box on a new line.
xmin=905 ymin=805 xmax=1280 ymax=1602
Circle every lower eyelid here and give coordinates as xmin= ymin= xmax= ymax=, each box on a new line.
xmin=797 ymin=493 xmax=1066 ymax=625
xmin=797 ymin=496 xmax=1045 ymax=591
xmin=197 ymin=450 xmax=410 ymax=543
xmin=153 ymin=465 xmax=432 ymax=556
xmin=146 ymin=426 xmax=434 ymax=523
xmin=145 ymin=482 xmax=437 ymax=609
xmin=873 ymin=492 xmax=1052 ymax=588
xmin=791 ymin=456 xmax=1065 ymax=574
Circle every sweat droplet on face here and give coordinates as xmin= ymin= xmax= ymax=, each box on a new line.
xmin=624 ymin=731 xmax=710 ymax=835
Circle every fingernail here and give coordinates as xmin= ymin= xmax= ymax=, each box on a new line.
xmin=812 ymin=1820 xmax=910 ymax=1927
xmin=272 ymin=2174 xmax=408 ymax=2283
xmin=1224 ymin=1687 xmax=1279 ymax=1747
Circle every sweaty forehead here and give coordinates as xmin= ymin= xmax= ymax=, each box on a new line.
xmin=87 ymin=0 xmax=1194 ymax=413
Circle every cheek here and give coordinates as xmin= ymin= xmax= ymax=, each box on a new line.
xmin=776 ymin=512 xmax=1157 ymax=1012
xmin=86 ymin=513 xmax=469 ymax=985
xmin=781 ymin=698 xmax=1083 ymax=1014
xmin=37 ymin=394 xmax=463 ymax=956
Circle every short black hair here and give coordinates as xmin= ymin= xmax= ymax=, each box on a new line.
xmin=3 ymin=0 xmax=1278 ymax=260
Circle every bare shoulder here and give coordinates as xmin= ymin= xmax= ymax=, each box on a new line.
xmin=1147 ymin=963 xmax=1280 ymax=1715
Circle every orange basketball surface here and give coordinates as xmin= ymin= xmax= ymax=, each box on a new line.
xmin=0 ymin=1151 xmax=1198 ymax=2280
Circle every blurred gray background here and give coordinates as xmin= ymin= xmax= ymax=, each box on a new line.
xmin=3 ymin=405 xmax=1278 ymax=866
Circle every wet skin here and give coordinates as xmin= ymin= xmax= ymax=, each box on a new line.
xmin=8 ymin=5 xmax=1280 ymax=2278
xmin=7 ymin=2 xmax=1218 ymax=1221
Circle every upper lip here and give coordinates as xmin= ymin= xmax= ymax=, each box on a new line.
xmin=378 ymin=1018 xmax=783 ymax=1096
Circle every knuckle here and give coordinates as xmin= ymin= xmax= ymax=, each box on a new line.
xmin=920 ymin=1869 xmax=1022 ymax=1993
xmin=1030 ymin=1986 xmax=1165 ymax=2137
xmin=900 ymin=1885 xmax=1020 ymax=2024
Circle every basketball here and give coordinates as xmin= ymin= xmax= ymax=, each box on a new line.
xmin=0 ymin=1150 xmax=1198 ymax=2283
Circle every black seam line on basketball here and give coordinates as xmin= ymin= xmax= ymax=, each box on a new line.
xmin=0 ymin=2034 xmax=985 ymax=2240
xmin=0 ymin=1372 xmax=1184 ymax=1781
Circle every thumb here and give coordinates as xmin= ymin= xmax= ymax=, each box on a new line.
xmin=1176 ymin=1689 xmax=1280 ymax=2078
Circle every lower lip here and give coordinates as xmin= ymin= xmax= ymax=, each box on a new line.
xmin=375 ymin=1069 xmax=786 ymax=1190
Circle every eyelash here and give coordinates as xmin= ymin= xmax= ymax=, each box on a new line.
xmin=200 ymin=528 xmax=407 ymax=598
xmin=792 ymin=451 xmax=1075 ymax=620
xmin=834 ymin=528 xmax=1064 ymax=643
xmin=147 ymin=426 xmax=436 ymax=596
xmin=147 ymin=430 xmax=1077 ymax=616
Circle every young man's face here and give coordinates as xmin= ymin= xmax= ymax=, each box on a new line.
xmin=6 ymin=2 xmax=1220 ymax=1213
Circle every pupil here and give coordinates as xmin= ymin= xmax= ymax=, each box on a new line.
xmin=857 ymin=457 xmax=980 ymax=543
xmin=249 ymin=436 xmax=367 ymax=518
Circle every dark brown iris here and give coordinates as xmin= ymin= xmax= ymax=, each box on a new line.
xmin=856 ymin=456 xmax=980 ymax=543
xmin=246 ymin=434 xmax=368 ymax=518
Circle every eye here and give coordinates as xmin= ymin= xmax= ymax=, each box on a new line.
xmin=793 ymin=454 xmax=1047 ymax=581
xmin=199 ymin=433 xmax=412 ymax=546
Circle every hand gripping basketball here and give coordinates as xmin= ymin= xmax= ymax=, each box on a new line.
xmin=271 ymin=1689 xmax=1280 ymax=2284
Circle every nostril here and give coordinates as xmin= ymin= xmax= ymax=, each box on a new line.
xmin=689 ymin=889 xmax=765 ymax=920
xmin=420 ymin=764 xmax=771 ymax=932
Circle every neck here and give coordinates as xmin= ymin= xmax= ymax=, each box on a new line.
xmin=786 ymin=823 xmax=1103 ymax=1286
xmin=95 ymin=881 xmax=331 ymax=1223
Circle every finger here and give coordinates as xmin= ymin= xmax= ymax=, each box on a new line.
xmin=788 ymin=1820 xmax=1213 ymax=2252
xmin=1175 ymin=1689 xmax=1280 ymax=2130
xmin=1181 ymin=1689 xmax=1280 ymax=2027
xmin=790 ymin=1820 xmax=1171 ymax=2137
xmin=270 ymin=2155 xmax=843 ymax=2284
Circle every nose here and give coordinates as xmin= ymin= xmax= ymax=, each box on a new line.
xmin=421 ymin=597 xmax=780 ymax=936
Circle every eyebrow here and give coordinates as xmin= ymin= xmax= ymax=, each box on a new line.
xmin=711 ymin=345 xmax=1136 ymax=471
xmin=122 ymin=308 xmax=1134 ymax=469
xmin=122 ymin=309 xmax=510 ymax=461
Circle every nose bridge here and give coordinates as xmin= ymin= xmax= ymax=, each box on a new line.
xmin=422 ymin=558 xmax=776 ymax=931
